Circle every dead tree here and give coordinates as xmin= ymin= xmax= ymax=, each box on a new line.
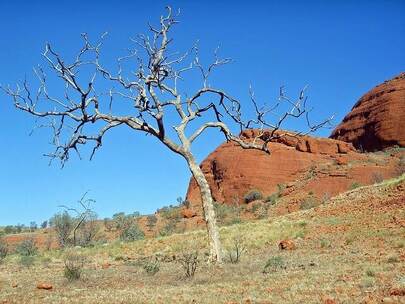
xmin=2 ymin=7 xmax=332 ymax=263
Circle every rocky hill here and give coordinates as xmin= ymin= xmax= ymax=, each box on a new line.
xmin=330 ymin=72 xmax=405 ymax=151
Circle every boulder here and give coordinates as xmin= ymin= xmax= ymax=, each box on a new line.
xmin=278 ymin=240 xmax=296 ymax=250
xmin=36 ymin=283 xmax=53 ymax=290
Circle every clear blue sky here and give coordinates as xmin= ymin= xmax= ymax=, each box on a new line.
xmin=0 ymin=1 xmax=404 ymax=225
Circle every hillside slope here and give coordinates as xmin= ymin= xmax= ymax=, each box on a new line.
xmin=0 ymin=175 xmax=404 ymax=303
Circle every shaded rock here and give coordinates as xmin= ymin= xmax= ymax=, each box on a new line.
xmin=331 ymin=72 xmax=405 ymax=151
xmin=278 ymin=240 xmax=296 ymax=250
xmin=36 ymin=283 xmax=53 ymax=290
xmin=180 ymin=208 xmax=197 ymax=219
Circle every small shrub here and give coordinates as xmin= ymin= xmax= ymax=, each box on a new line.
xmin=263 ymin=256 xmax=285 ymax=273
xmin=294 ymin=231 xmax=305 ymax=239
xmin=177 ymin=251 xmax=199 ymax=278
xmin=365 ymin=269 xmax=375 ymax=277
xmin=265 ymin=193 xmax=279 ymax=205
xmin=64 ymin=251 xmax=85 ymax=281
xmin=350 ymin=182 xmax=362 ymax=190
xmin=371 ymin=172 xmax=384 ymax=184
xmin=120 ymin=223 xmax=145 ymax=242
xmin=321 ymin=192 xmax=331 ymax=204
xmin=16 ymin=238 xmax=37 ymax=256
xmin=19 ymin=255 xmax=35 ymax=268
xmin=359 ymin=277 xmax=374 ymax=288
xmin=387 ymin=255 xmax=399 ymax=263
xmin=320 ymin=238 xmax=330 ymax=248
xmin=226 ymin=236 xmax=245 ymax=264
xmin=159 ymin=205 xmax=182 ymax=221
xmin=397 ymin=155 xmax=405 ymax=175
xmin=299 ymin=196 xmax=318 ymax=210
xmin=0 ymin=239 xmax=8 ymax=263
xmin=159 ymin=220 xmax=177 ymax=237
xmin=244 ymin=189 xmax=263 ymax=203
xmin=143 ymin=259 xmax=160 ymax=275
xmin=146 ymin=215 xmax=158 ymax=231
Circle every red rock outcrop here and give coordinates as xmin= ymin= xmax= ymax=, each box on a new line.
xmin=185 ymin=129 xmax=401 ymax=208
xmin=330 ymin=73 xmax=405 ymax=151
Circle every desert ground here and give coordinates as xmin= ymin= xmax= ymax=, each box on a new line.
xmin=0 ymin=175 xmax=404 ymax=304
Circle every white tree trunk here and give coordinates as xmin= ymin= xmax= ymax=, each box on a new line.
xmin=186 ymin=155 xmax=223 ymax=263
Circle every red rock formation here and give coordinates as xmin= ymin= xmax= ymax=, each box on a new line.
xmin=185 ymin=129 xmax=401 ymax=209
xmin=186 ymin=131 xmax=356 ymax=205
xmin=330 ymin=73 xmax=405 ymax=151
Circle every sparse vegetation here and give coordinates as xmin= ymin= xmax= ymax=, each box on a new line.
xmin=299 ymin=195 xmax=318 ymax=210
xmin=350 ymin=181 xmax=362 ymax=190
xmin=177 ymin=251 xmax=199 ymax=278
xmin=19 ymin=255 xmax=35 ymax=268
xmin=15 ymin=238 xmax=37 ymax=256
xmin=0 ymin=238 xmax=8 ymax=263
xmin=120 ymin=223 xmax=145 ymax=242
xmin=226 ymin=236 xmax=245 ymax=264
xmin=143 ymin=258 xmax=160 ymax=275
xmin=64 ymin=251 xmax=86 ymax=281
xmin=263 ymin=256 xmax=285 ymax=273
xmin=371 ymin=172 xmax=384 ymax=184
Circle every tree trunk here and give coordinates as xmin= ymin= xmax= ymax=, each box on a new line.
xmin=185 ymin=155 xmax=223 ymax=263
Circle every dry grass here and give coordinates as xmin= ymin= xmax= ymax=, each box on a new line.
xmin=0 ymin=175 xmax=404 ymax=303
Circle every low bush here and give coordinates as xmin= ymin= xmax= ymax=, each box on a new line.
xmin=0 ymin=238 xmax=8 ymax=263
xmin=177 ymin=251 xmax=199 ymax=278
xmin=64 ymin=251 xmax=86 ymax=281
xmin=263 ymin=256 xmax=285 ymax=273
xmin=350 ymin=182 xmax=362 ymax=190
xmin=19 ymin=255 xmax=35 ymax=268
xmin=120 ymin=223 xmax=145 ymax=242
xmin=143 ymin=259 xmax=160 ymax=275
xmin=15 ymin=238 xmax=37 ymax=256
xmin=244 ymin=189 xmax=263 ymax=203
xmin=226 ymin=236 xmax=245 ymax=264
xmin=159 ymin=220 xmax=177 ymax=237
xmin=299 ymin=196 xmax=318 ymax=210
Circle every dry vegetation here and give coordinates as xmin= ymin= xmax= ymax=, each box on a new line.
xmin=0 ymin=175 xmax=404 ymax=304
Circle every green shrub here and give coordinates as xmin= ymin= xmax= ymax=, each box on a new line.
xmin=320 ymin=238 xmax=330 ymax=248
xmin=263 ymin=256 xmax=285 ymax=273
xmin=120 ymin=223 xmax=145 ymax=242
xmin=16 ymin=238 xmax=37 ymax=256
xmin=365 ymin=269 xmax=375 ymax=277
xmin=299 ymin=196 xmax=318 ymax=210
xmin=19 ymin=255 xmax=35 ymax=268
xmin=159 ymin=220 xmax=177 ymax=237
xmin=64 ymin=251 xmax=85 ymax=281
xmin=387 ymin=255 xmax=399 ymax=263
xmin=226 ymin=236 xmax=244 ymax=264
xmin=350 ymin=182 xmax=362 ymax=190
xmin=244 ymin=189 xmax=263 ymax=203
xmin=0 ymin=238 xmax=8 ymax=263
xmin=146 ymin=215 xmax=158 ymax=231
xmin=177 ymin=251 xmax=199 ymax=278
xmin=159 ymin=205 xmax=182 ymax=221
xmin=213 ymin=202 xmax=241 ymax=226
xmin=143 ymin=259 xmax=160 ymax=275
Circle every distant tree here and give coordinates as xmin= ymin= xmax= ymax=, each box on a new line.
xmin=4 ymin=226 xmax=16 ymax=234
xmin=3 ymin=7 xmax=331 ymax=262
xmin=40 ymin=220 xmax=48 ymax=229
xmin=29 ymin=221 xmax=38 ymax=232
xmin=50 ymin=211 xmax=74 ymax=248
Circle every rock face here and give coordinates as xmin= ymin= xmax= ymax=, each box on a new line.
xmin=185 ymin=129 xmax=401 ymax=209
xmin=330 ymin=73 xmax=405 ymax=151
xmin=186 ymin=130 xmax=354 ymax=205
